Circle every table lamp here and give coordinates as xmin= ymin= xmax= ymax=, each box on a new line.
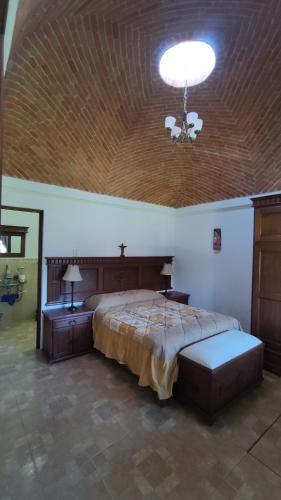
xmin=161 ymin=263 xmax=173 ymax=296
xmin=62 ymin=264 xmax=82 ymax=311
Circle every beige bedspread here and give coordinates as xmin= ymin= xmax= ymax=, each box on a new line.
xmin=92 ymin=297 xmax=241 ymax=399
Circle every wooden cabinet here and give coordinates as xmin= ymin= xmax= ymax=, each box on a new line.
xmin=252 ymin=195 xmax=281 ymax=375
xmin=52 ymin=322 xmax=73 ymax=360
xmin=43 ymin=306 xmax=93 ymax=363
xmin=161 ymin=291 xmax=190 ymax=304
xmin=72 ymin=318 xmax=93 ymax=355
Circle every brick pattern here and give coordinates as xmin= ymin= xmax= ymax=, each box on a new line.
xmin=3 ymin=0 xmax=281 ymax=207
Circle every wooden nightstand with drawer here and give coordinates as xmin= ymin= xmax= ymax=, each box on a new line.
xmin=161 ymin=291 xmax=190 ymax=305
xmin=43 ymin=306 xmax=93 ymax=363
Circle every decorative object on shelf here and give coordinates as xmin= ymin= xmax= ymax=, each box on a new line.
xmin=5 ymin=264 xmax=12 ymax=279
xmin=118 ymin=242 xmax=127 ymax=257
xmin=62 ymin=264 xmax=83 ymax=311
xmin=165 ymin=82 xmax=203 ymax=143
xmin=17 ymin=267 xmax=26 ymax=283
xmin=213 ymin=228 xmax=221 ymax=251
xmin=161 ymin=263 xmax=173 ymax=296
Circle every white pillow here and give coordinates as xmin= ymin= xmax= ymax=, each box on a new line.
xmin=85 ymin=289 xmax=161 ymax=310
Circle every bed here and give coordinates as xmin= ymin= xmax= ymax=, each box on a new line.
xmin=86 ymin=289 xmax=241 ymax=400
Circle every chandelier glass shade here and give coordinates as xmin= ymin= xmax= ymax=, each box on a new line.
xmin=165 ymin=83 xmax=203 ymax=143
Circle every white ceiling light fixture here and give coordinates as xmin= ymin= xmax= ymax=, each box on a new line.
xmin=160 ymin=41 xmax=216 ymax=144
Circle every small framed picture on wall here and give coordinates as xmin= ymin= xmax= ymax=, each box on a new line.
xmin=213 ymin=228 xmax=221 ymax=251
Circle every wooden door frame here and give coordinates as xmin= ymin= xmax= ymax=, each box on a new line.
xmin=1 ymin=204 xmax=44 ymax=349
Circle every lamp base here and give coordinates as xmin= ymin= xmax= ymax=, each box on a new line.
xmin=67 ymin=304 xmax=77 ymax=311
xmin=67 ymin=281 xmax=77 ymax=311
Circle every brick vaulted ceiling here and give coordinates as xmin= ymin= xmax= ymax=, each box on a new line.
xmin=3 ymin=0 xmax=281 ymax=207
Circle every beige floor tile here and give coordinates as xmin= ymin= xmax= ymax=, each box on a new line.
xmin=250 ymin=415 xmax=281 ymax=476
xmin=226 ymin=454 xmax=281 ymax=500
xmin=1 ymin=320 xmax=281 ymax=500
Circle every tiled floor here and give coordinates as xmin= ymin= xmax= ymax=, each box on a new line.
xmin=1 ymin=320 xmax=281 ymax=500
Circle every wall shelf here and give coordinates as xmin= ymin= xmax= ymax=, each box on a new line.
xmin=0 ymin=278 xmax=26 ymax=302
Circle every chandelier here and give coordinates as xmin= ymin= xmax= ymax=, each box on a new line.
xmin=165 ymin=82 xmax=203 ymax=143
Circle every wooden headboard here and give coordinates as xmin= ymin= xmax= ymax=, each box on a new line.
xmin=46 ymin=256 xmax=173 ymax=305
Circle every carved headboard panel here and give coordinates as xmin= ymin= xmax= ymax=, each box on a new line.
xmin=46 ymin=256 xmax=173 ymax=305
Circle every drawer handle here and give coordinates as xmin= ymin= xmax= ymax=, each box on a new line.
xmin=69 ymin=319 xmax=76 ymax=326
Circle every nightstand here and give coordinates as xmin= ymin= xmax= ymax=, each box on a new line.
xmin=43 ymin=306 xmax=93 ymax=363
xmin=161 ymin=291 xmax=190 ymax=305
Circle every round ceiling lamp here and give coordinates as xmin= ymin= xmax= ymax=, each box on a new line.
xmin=159 ymin=41 xmax=216 ymax=88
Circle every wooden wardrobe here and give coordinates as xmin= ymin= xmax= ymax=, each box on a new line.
xmin=252 ymin=194 xmax=281 ymax=375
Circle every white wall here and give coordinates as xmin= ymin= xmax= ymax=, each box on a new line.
xmin=3 ymin=0 xmax=19 ymax=74
xmin=3 ymin=176 xmax=271 ymax=333
xmin=2 ymin=176 xmax=175 ymax=307
xmin=173 ymin=198 xmax=254 ymax=332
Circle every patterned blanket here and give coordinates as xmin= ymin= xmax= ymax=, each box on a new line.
xmin=93 ymin=298 xmax=241 ymax=399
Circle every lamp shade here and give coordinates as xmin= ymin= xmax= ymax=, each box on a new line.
xmin=161 ymin=263 xmax=173 ymax=276
xmin=62 ymin=264 xmax=82 ymax=282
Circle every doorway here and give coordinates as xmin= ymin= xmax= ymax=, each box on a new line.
xmin=0 ymin=205 xmax=43 ymax=348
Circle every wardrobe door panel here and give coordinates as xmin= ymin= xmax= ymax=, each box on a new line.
xmin=259 ymin=299 xmax=281 ymax=345
xmin=260 ymin=247 xmax=281 ymax=298
xmin=252 ymin=196 xmax=281 ymax=375
xmin=255 ymin=207 xmax=281 ymax=242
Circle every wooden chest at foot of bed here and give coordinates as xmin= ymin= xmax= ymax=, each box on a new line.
xmin=175 ymin=330 xmax=264 ymax=423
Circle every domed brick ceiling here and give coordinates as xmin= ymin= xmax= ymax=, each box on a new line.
xmin=3 ymin=0 xmax=281 ymax=207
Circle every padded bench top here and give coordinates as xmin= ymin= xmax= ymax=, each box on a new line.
xmin=179 ymin=329 xmax=263 ymax=370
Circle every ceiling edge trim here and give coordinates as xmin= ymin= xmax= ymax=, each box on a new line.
xmin=2 ymin=176 xmax=175 ymax=214
xmin=176 ymin=190 xmax=281 ymax=216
